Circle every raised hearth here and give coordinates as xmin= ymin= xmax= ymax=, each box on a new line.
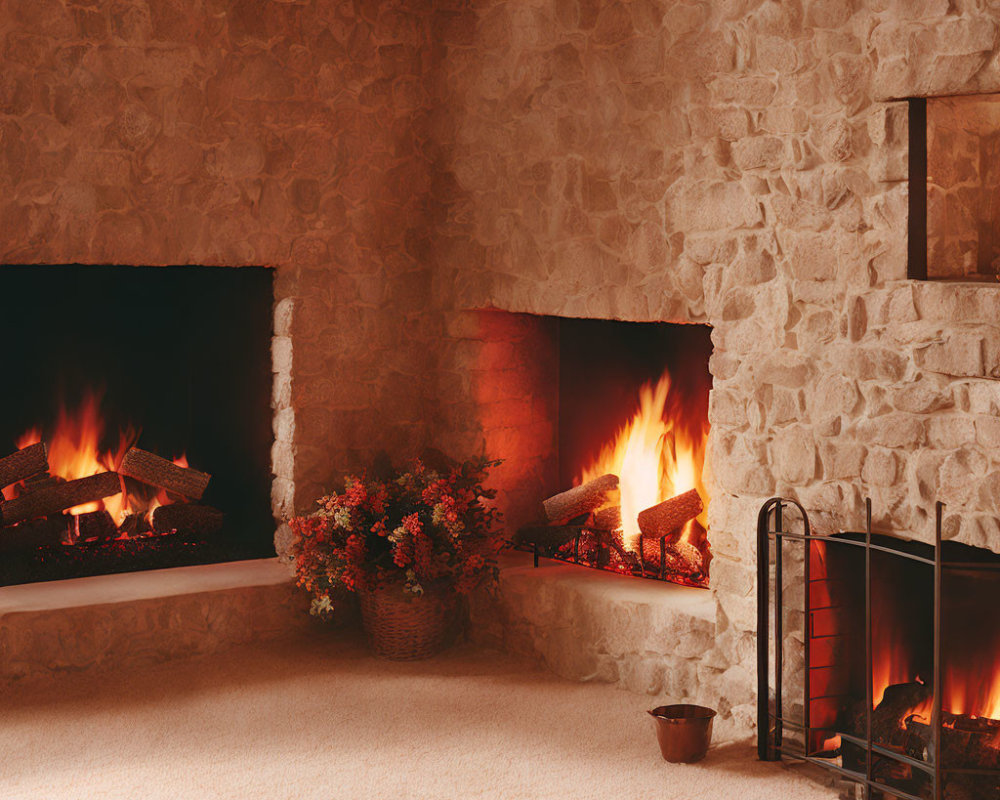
xmin=0 ymin=559 xmax=308 ymax=681
xmin=470 ymin=551 xmax=754 ymax=742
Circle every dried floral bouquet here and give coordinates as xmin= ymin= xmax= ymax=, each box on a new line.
xmin=291 ymin=457 xmax=504 ymax=618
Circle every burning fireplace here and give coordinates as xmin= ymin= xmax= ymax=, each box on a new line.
xmin=758 ymin=499 xmax=1000 ymax=800
xmin=0 ymin=265 xmax=275 ymax=586
xmin=516 ymin=320 xmax=713 ymax=588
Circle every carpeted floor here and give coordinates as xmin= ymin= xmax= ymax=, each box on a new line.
xmin=1 ymin=633 xmax=837 ymax=800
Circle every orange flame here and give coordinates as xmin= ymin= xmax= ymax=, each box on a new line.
xmin=578 ymin=372 xmax=708 ymax=552
xmin=945 ymin=668 xmax=1000 ymax=722
xmin=873 ymin=627 xmax=1000 ymax=726
xmin=6 ymin=392 xmax=188 ymax=531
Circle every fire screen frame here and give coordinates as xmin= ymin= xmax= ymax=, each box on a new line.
xmin=757 ymin=497 xmax=1000 ymax=800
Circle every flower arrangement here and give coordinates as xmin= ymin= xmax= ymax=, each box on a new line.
xmin=290 ymin=457 xmax=504 ymax=617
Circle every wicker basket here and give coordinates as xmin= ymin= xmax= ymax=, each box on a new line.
xmin=358 ymin=582 xmax=456 ymax=660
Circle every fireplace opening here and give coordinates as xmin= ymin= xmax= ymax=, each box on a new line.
xmin=758 ymin=499 xmax=1000 ymax=799
xmin=518 ymin=319 xmax=712 ymax=588
xmin=0 ymin=265 xmax=275 ymax=586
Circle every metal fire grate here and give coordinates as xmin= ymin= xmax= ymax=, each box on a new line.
xmin=757 ymin=497 xmax=1000 ymax=800
xmin=514 ymin=520 xmax=710 ymax=589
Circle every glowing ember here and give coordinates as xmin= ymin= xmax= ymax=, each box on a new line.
xmin=578 ymin=371 xmax=708 ymax=553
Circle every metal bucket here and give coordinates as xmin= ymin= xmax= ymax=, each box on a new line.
xmin=648 ymin=704 xmax=717 ymax=763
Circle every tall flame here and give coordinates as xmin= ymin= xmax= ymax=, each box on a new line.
xmin=578 ymin=372 xmax=708 ymax=552
xmin=872 ymin=589 xmax=1000 ymax=724
xmin=945 ymin=666 xmax=1000 ymax=721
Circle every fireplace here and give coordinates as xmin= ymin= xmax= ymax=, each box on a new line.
xmin=758 ymin=498 xmax=1000 ymax=799
xmin=513 ymin=318 xmax=713 ymax=588
xmin=0 ymin=265 xmax=275 ymax=586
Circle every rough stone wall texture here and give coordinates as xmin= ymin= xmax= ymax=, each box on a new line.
xmin=9 ymin=0 xmax=1000 ymax=742
xmin=431 ymin=1 xmax=1000 ymax=736
xmin=0 ymin=0 xmax=442 ymax=534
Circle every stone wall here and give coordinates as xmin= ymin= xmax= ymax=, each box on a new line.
xmin=0 ymin=0 xmax=446 ymax=538
xmin=431 ymin=1 xmax=1000 ymax=736
xmin=7 ymin=0 xmax=1000 ymax=742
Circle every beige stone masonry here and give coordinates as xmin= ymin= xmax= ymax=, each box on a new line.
xmin=0 ymin=559 xmax=310 ymax=682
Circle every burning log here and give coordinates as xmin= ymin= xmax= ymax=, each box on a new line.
xmin=0 ymin=443 xmax=48 ymax=489
xmin=671 ymin=540 xmax=704 ymax=574
xmin=74 ymin=510 xmax=118 ymax=542
xmin=636 ymin=489 xmax=703 ymax=539
xmin=591 ymin=506 xmax=621 ymax=532
xmin=0 ymin=472 xmax=122 ymax=526
xmin=119 ymin=513 xmax=153 ymax=538
xmin=0 ymin=516 xmax=68 ymax=552
xmin=151 ymin=504 xmax=223 ymax=538
xmin=119 ymin=448 xmax=211 ymax=500
xmin=543 ymin=474 xmax=619 ymax=522
xmin=843 ymin=681 xmax=933 ymax=776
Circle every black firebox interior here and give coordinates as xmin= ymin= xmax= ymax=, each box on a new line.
xmin=0 ymin=265 xmax=275 ymax=584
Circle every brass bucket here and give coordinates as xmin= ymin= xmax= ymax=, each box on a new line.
xmin=648 ymin=704 xmax=717 ymax=763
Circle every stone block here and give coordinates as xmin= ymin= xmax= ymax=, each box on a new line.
xmin=271 ymin=336 xmax=292 ymax=375
xmin=0 ymin=560 xmax=309 ymax=681
xmin=855 ymin=413 xmax=926 ymax=449
xmin=862 ymin=448 xmax=898 ymax=487
xmin=976 ymin=416 xmax=1000 ymax=449
xmin=664 ymin=180 xmax=764 ymax=232
xmin=469 ymin=554 xmax=718 ymax=696
xmin=891 ymin=379 xmax=953 ymax=413
xmin=965 ymin=381 xmax=1000 ymax=414
xmin=940 ymin=449 xmax=989 ymax=506
xmin=708 ymin=388 xmax=748 ymax=428
xmin=771 ymin=427 xmax=817 ymax=484
xmin=807 ymin=374 xmax=860 ymax=422
xmin=732 ymin=135 xmax=785 ymax=170
xmin=836 ymin=346 xmax=908 ymax=382
xmin=819 ymin=441 xmax=867 ymax=480
xmin=755 ymin=351 xmax=814 ymax=388
xmin=785 ymin=230 xmax=839 ymax=282
xmin=927 ymin=415 xmax=976 ymax=449
xmin=915 ymin=335 xmax=985 ymax=377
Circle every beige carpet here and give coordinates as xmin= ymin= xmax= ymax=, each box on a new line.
xmin=1 ymin=634 xmax=836 ymax=800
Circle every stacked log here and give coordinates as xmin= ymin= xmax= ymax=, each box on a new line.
xmin=636 ymin=489 xmax=703 ymax=539
xmin=119 ymin=448 xmax=211 ymax=500
xmin=151 ymin=504 xmax=224 ymax=538
xmin=591 ymin=506 xmax=621 ymax=532
xmin=0 ymin=443 xmax=48 ymax=490
xmin=0 ymin=472 xmax=122 ymax=527
xmin=542 ymin=474 xmax=618 ymax=522
xmin=0 ymin=442 xmax=223 ymax=553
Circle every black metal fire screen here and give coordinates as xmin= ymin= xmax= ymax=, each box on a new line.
xmin=757 ymin=497 xmax=1000 ymax=800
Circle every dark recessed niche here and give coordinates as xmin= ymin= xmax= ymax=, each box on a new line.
xmin=909 ymin=93 xmax=1000 ymax=282
xmin=0 ymin=265 xmax=275 ymax=585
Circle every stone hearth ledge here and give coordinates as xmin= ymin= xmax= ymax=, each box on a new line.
xmin=470 ymin=551 xmax=722 ymax=720
xmin=0 ymin=559 xmax=310 ymax=682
